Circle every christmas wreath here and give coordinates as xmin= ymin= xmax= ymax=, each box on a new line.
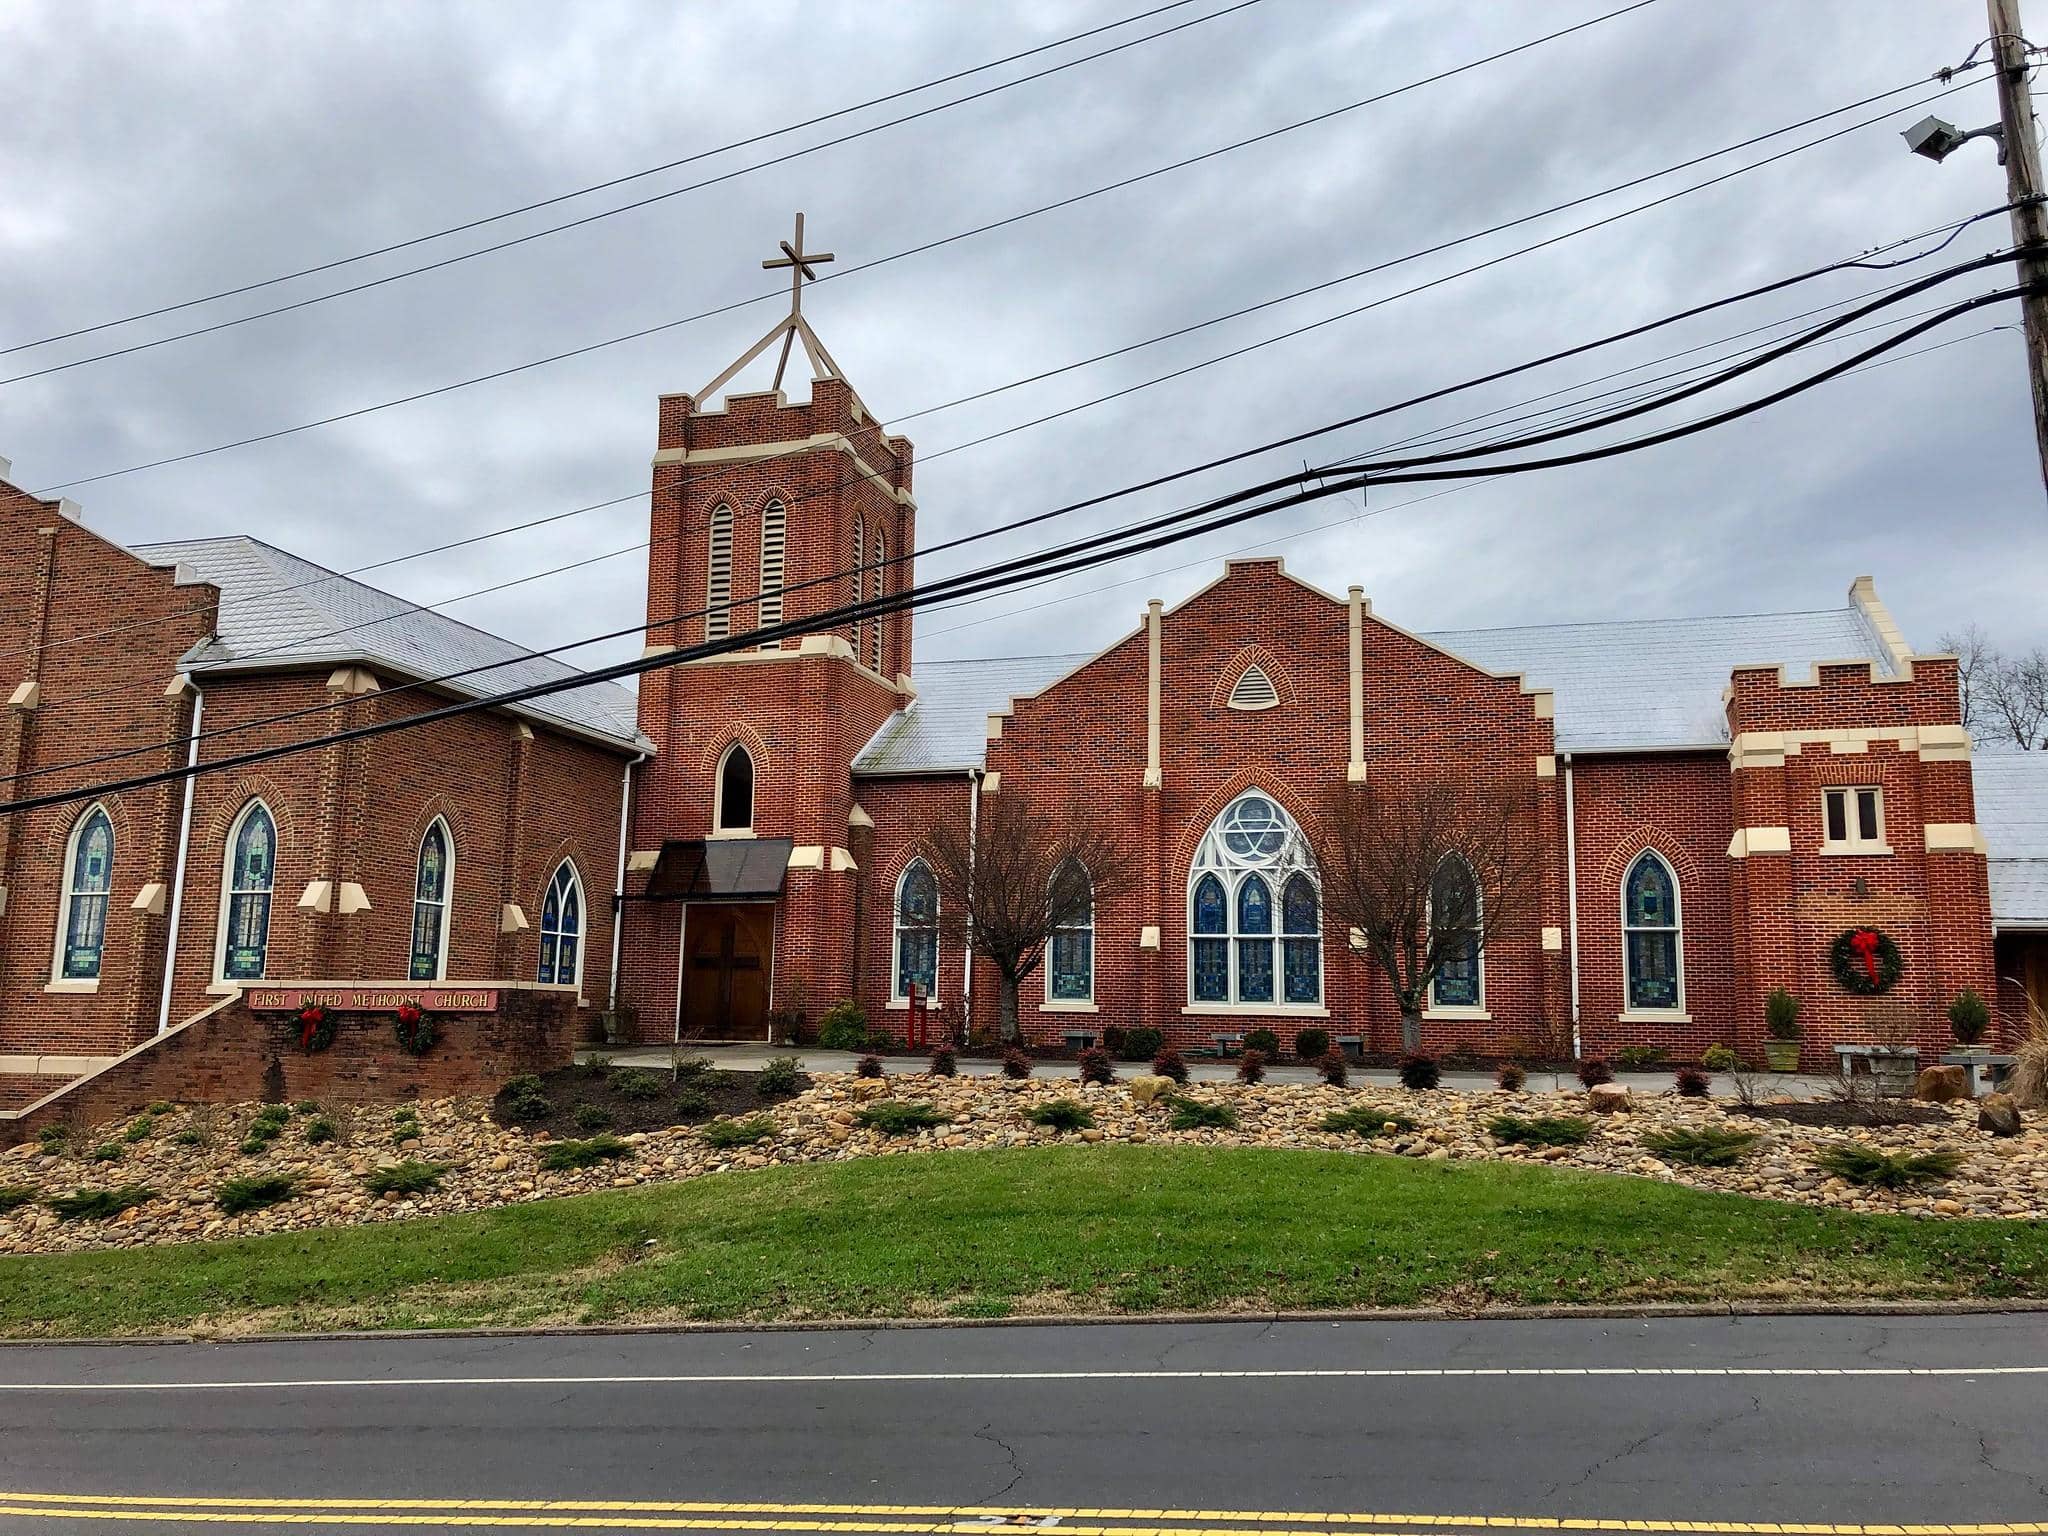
xmin=392 ymin=1002 xmax=438 ymax=1056
xmin=1830 ymin=926 xmax=1903 ymax=996
xmin=298 ymin=1005 xmax=336 ymax=1054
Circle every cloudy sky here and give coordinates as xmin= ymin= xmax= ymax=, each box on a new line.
xmin=3 ymin=0 xmax=2043 ymax=690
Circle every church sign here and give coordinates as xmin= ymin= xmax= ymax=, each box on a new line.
xmin=245 ymin=987 xmax=500 ymax=1014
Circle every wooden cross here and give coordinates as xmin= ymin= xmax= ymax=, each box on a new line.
xmin=762 ymin=211 xmax=834 ymax=321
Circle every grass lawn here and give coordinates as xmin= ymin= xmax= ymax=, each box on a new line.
xmin=2 ymin=1145 xmax=2045 ymax=1338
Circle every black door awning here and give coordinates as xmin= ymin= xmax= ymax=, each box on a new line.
xmin=644 ymin=837 xmax=794 ymax=902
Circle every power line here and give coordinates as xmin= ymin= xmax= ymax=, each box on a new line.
xmin=29 ymin=0 xmax=1679 ymax=491
xmin=7 ymin=233 xmax=2016 ymax=784
xmin=0 ymin=0 xmax=1244 ymax=363
xmin=5 ymin=259 xmax=2025 ymax=804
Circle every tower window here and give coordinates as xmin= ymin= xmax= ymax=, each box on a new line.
xmin=757 ymin=500 xmax=786 ymax=644
xmin=1822 ymin=787 xmax=1886 ymax=852
xmin=717 ymin=744 xmax=755 ymax=833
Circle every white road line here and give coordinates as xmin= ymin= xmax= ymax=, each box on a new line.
xmin=0 ymin=1365 xmax=2041 ymax=1391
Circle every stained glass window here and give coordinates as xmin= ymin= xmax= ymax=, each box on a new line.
xmin=1430 ymin=857 xmax=1482 ymax=1009
xmin=410 ymin=820 xmax=453 ymax=982
xmin=1623 ymin=852 xmax=1682 ymax=1010
xmin=537 ymin=862 xmax=582 ymax=987
xmin=1192 ymin=874 xmax=1226 ymax=934
xmin=1048 ymin=860 xmax=1093 ymax=1002
xmin=57 ymin=806 xmax=113 ymax=981
xmin=1186 ymin=794 xmax=1320 ymax=1008
xmin=1281 ymin=873 xmax=1320 ymax=1003
xmin=1221 ymin=796 xmax=1287 ymax=859
xmin=1237 ymin=874 xmax=1272 ymax=934
xmin=894 ymin=859 xmax=938 ymax=1000
xmin=222 ymin=803 xmax=275 ymax=981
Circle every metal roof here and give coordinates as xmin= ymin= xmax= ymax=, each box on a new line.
xmin=1974 ymin=752 xmax=2048 ymax=930
xmin=136 ymin=536 xmax=651 ymax=754
xmin=855 ymin=604 xmax=1898 ymax=772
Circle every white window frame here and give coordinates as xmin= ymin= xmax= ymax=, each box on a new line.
xmin=1424 ymin=854 xmax=1488 ymax=1019
xmin=214 ymin=799 xmax=277 ymax=985
xmin=537 ymin=860 xmax=584 ymax=990
xmin=1821 ymin=785 xmax=1889 ymax=854
xmin=1043 ymin=859 xmax=1095 ymax=1010
xmin=712 ymin=743 xmax=755 ymax=837
xmin=1620 ymin=849 xmax=1687 ymax=1021
xmin=1184 ymin=791 xmax=1326 ymax=1016
xmin=49 ymin=802 xmax=115 ymax=992
xmin=890 ymin=856 xmax=940 ymax=1006
xmin=410 ymin=817 xmax=455 ymax=983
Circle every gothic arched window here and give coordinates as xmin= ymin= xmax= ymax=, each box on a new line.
xmin=55 ymin=804 xmax=114 ymax=982
xmin=537 ymin=861 xmax=583 ymax=988
xmin=716 ymin=744 xmax=754 ymax=833
xmin=1623 ymin=851 xmax=1683 ymax=1012
xmin=410 ymin=818 xmax=454 ymax=982
xmin=1428 ymin=855 xmax=1483 ymax=1010
xmin=1187 ymin=792 xmax=1320 ymax=1008
xmin=1047 ymin=858 xmax=1093 ymax=1003
xmin=893 ymin=858 xmax=938 ymax=1001
xmin=218 ymin=801 xmax=276 ymax=982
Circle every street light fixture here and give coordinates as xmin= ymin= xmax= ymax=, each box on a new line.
xmin=1902 ymin=113 xmax=2008 ymax=164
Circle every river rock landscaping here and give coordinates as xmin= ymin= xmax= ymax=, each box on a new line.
xmin=1 ymin=1068 xmax=2041 ymax=1256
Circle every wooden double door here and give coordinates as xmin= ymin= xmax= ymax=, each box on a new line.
xmin=681 ymin=903 xmax=776 ymax=1041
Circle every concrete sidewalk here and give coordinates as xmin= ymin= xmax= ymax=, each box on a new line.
xmin=572 ymin=1042 xmax=1837 ymax=1099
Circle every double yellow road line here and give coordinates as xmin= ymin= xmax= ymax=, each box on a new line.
xmin=0 ymin=1496 xmax=2040 ymax=1535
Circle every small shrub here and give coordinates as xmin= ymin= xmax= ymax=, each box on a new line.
xmin=1488 ymin=1114 xmax=1593 ymax=1147
xmin=1322 ymin=1105 xmax=1414 ymax=1138
xmin=252 ymin=1103 xmax=291 ymax=1128
xmin=46 ymin=1186 xmax=153 ymax=1222
xmin=854 ymin=1100 xmax=946 ymax=1135
xmin=1294 ymin=1028 xmax=1331 ymax=1061
xmin=1001 ymin=1047 xmax=1032 ymax=1080
xmin=1236 ymin=1049 xmax=1267 ymax=1084
xmin=613 ymin=1069 xmax=665 ymax=1101
xmin=1024 ymin=1099 xmax=1095 ymax=1132
xmin=1950 ymin=987 xmax=1991 ymax=1046
xmin=1120 ymin=1026 xmax=1163 ymax=1062
xmin=147 ymin=1101 xmax=175 ymax=1116
xmin=1701 ymin=1044 xmax=1740 ymax=1072
xmin=672 ymin=1085 xmax=711 ymax=1117
xmin=1398 ymin=1054 xmax=1441 ymax=1091
xmin=0 ymin=1188 xmax=35 ymax=1214
xmin=1673 ymin=1067 xmax=1710 ymax=1098
xmin=216 ymin=1172 xmax=296 ymax=1215
xmin=36 ymin=1126 xmax=68 ymax=1150
xmin=1243 ymin=1027 xmax=1281 ymax=1059
xmin=363 ymin=1160 xmax=446 ymax=1196
xmin=239 ymin=1134 xmax=269 ymax=1157
xmin=817 ymin=1000 xmax=869 ymax=1052
xmin=865 ymin=1029 xmax=901 ymax=1054
xmin=578 ymin=1054 xmax=614 ymax=1078
xmin=573 ymin=1103 xmax=615 ymax=1132
xmin=1100 ymin=1026 xmax=1127 ymax=1058
xmin=1168 ymin=1096 xmax=1238 ymax=1131
xmin=854 ymin=1054 xmax=884 ymax=1079
xmin=122 ymin=1115 xmax=154 ymax=1144
xmin=1077 ymin=1048 xmax=1114 ymax=1085
xmin=1315 ymin=1050 xmax=1348 ymax=1086
xmin=703 ymin=1115 xmax=776 ymax=1149
xmin=1614 ymin=1045 xmax=1666 ymax=1069
xmin=539 ymin=1136 xmax=630 ymax=1171
xmin=1152 ymin=1048 xmax=1189 ymax=1084
xmin=1577 ymin=1057 xmax=1614 ymax=1088
xmin=293 ymin=1100 xmax=321 ymax=1116
xmin=756 ymin=1057 xmax=804 ymax=1096
xmin=1642 ymin=1126 xmax=1758 ymax=1167
xmin=1816 ymin=1143 xmax=1964 ymax=1189
xmin=88 ymin=1143 xmax=123 ymax=1164
xmin=671 ymin=1056 xmax=713 ymax=1083
xmin=928 ymin=1047 xmax=957 ymax=1078
xmin=1495 ymin=1063 xmax=1527 ymax=1092
xmin=303 ymin=1117 xmax=338 ymax=1144
xmin=172 ymin=1128 xmax=202 ymax=1148
xmin=499 ymin=1075 xmax=553 ymax=1123
xmin=1765 ymin=986 xmax=1803 ymax=1041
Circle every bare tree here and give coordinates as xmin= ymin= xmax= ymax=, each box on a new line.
xmin=1938 ymin=624 xmax=1995 ymax=738
xmin=1306 ymin=776 xmax=1545 ymax=1054
xmin=1983 ymin=646 xmax=2048 ymax=751
xmin=919 ymin=791 xmax=1132 ymax=1045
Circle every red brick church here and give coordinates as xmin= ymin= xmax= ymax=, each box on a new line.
xmin=4 ymin=227 xmax=2047 ymax=1114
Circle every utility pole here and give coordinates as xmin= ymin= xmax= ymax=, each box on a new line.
xmin=1989 ymin=0 xmax=2048 ymax=500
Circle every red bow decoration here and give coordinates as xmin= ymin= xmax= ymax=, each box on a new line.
xmin=397 ymin=1003 xmax=423 ymax=1027
xmin=298 ymin=1005 xmax=326 ymax=1050
xmin=1848 ymin=928 xmax=1883 ymax=985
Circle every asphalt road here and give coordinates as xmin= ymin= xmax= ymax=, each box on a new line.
xmin=0 ymin=1313 xmax=2043 ymax=1531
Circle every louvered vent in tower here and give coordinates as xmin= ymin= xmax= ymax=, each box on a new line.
xmin=870 ymin=531 xmax=886 ymax=673
xmin=757 ymin=500 xmax=786 ymax=645
xmin=1227 ymin=664 xmax=1279 ymax=711
xmin=705 ymin=504 xmax=734 ymax=641
xmin=851 ymin=510 xmax=866 ymax=660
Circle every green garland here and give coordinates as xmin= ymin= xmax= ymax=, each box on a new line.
xmin=393 ymin=1003 xmax=438 ymax=1056
xmin=1830 ymin=927 xmax=1903 ymax=996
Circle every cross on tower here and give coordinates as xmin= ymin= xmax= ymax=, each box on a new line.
xmin=694 ymin=212 xmax=850 ymax=402
xmin=762 ymin=211 xmax=835 ymax=321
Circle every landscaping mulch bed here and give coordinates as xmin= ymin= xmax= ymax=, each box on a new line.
xmin=1736 ymin=1099 xmax=1954 ymax=1129
xmin=490 ymin=1063 xmax=809 ymax=1137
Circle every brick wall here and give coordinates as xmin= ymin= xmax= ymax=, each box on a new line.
xmin=0 ymin=985 xmax=577 ymax=1145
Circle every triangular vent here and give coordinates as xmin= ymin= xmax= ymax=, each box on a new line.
xmin=1227 ymin=664 xmax=1280 ymax=712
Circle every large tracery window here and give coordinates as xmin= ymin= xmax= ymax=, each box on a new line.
xmin=1188 ymin=792 xmax=1320 ymax=1008
xmin=537 ymin=861 xmax=583 ymax=988
xmin=893 ymin=857 xmax=939 ymax=1001
xmin=1623 ymin=850 xmax=1683 ymax=1012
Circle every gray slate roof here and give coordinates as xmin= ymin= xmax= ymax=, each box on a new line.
xmin=1974 ymin=752 xmax=2048 ymax=930
xmin=855 ymin=603 xmax=1897 ymax=772
xmin=136 ymin=536 xmax=650 ymax=754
